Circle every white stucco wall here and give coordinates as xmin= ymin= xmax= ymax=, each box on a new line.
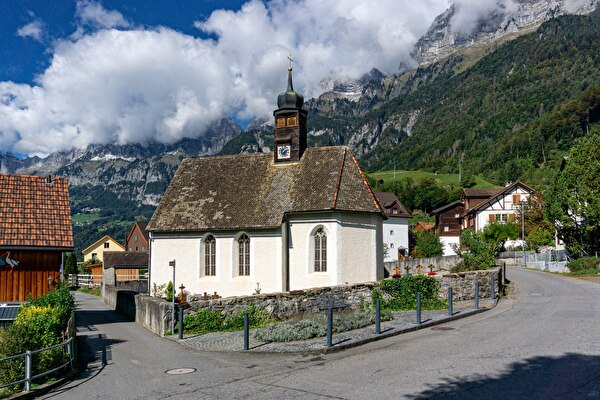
xmin=382 ymin=217 xmax=410 ymax=261
xmin=440 ymin=236 xmax=461 ymax=256
xmin=150 ymin=230 xmax=281 ymax=299
xmin=476 ymin=187 xmax=531 ymax=231
xmin=149 ymin=212 xmax=383 ymax=298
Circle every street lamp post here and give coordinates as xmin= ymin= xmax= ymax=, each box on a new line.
xmin=169 ymin=260 xmax=176 ymax=335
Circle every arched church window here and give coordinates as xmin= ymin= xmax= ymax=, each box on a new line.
xmin=238 ymin=234 xmax=250 ymax=276
xmin=314 ymin=228 xmax=327 ymax=272
xmin=204 ymin=235 xmax=216 ymax=276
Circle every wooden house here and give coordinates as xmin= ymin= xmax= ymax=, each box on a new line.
xmin=374 ymin=192 xmax=411 ymax=261
xmin=126 ymin=222 xmax=149 ymax=252
xmin=0 ymin=174 xmax=74 ymax=302
xmin=431 ymin=200 xmax=465 ymax=256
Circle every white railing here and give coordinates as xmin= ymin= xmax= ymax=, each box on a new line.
xmin=0 ymin=337 xmax=75 ymax=392
xmin=68 ymin=274 xmax=102 ymax=288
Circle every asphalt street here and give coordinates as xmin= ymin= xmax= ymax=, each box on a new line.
xmin=41 ymin=267 xmax=600 ymax=399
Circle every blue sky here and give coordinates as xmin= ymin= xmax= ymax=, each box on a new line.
xmin=0 ymin=0 xmax=476 ymax=156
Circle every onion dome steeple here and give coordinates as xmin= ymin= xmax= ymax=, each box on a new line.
xmin=277 ymin=66 xmax=304 ymax=109
xmin=273 ymin=57 xmax=307 ymax=164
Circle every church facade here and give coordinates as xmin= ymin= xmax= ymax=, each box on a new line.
xmin=147 ymin=67 xmax=385 ymax=298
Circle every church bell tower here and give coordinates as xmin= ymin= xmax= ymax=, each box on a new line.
xmin=273 ymin=62 xmax=307 ymax=163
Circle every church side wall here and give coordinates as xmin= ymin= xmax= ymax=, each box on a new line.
xmin=288 ymin=215 xmax=340 ymax=290
xmin=149 ymin=231 xmax=281 ymax=299
xmin=339 ymin=213 xmax=381 ymax=284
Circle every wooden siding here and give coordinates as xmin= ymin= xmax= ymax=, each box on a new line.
xmin=0 ymin=250 xmax=62 ymax=302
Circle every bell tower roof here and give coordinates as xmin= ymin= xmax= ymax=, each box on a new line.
xmin=277 ymin=66 xmax=304 ymax=109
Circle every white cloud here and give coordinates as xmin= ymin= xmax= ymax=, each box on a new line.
xmin=1 ymin=0 xmax=459 ymax=155
xmin=75 ymin=0 xmax=130 ymax=29
xmin=16 ymin=20 xmax=44 ymax=42
xmin=451 ymin=0 xmax=517 ymax=36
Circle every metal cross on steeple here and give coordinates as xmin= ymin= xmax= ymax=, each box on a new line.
xmin=287 ymin=54 xmax=294 ymax=71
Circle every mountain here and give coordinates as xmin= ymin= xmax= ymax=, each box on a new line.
xmin=413 ymin=0 xmax=599 ymax=65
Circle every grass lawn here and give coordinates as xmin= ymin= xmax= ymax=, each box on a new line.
xmin=78 ymin=287 xmax=101 ymax=296
xmin=72 ymin=213 xmax=101 ymax=224
xmin=368 ymin=170 xmax=499 ymax=188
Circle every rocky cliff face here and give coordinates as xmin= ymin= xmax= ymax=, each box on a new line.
xmin=0 ymin=118 xmax=242 ymax=206
xmin=413 ymin=0 xmax=599 ymax=65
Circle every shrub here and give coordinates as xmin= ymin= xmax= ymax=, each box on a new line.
xmin=27 ymin=283 xmax=75 ymax=330
xmin=567 ymin=257 xmax=600 ymax=273
xmin=254 ymin=309 xmax=390 ymax=342
xmin=376 ymin=275 xmax=446 ymax=310
xmin=166 ymin=281 xmax=174 ymax=302
xmin=0 ymin=306 xmax=67 ymax=395
xmin=453 ymin=229 xmax=500 ymax=271
xmin=412 ymin=230 xmax=444 ymax=258
xmin=182 ymin=304 xmax=270 ymax=334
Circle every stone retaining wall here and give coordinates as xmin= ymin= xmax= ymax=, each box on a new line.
xmin=384 ymin=256 xmax=461 ymax=276
xmin=104 ymin=268 xmax=501 ymax=337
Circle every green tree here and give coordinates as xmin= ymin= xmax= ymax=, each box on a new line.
xmin=412 ymin=230 xmax=444 ymax=258
xmin=453 ymin=229 xmax=500 ymax=271
xmin=483 ymin=222 xmax=519 ymax=249
xmin=63 ymin=252 xmax=78 ymax=277
xmin=546 ymin=127 xmax=600 ymax=255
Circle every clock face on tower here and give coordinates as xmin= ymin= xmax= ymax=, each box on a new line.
xmin=277 ymin=144 xmax=291 ymax=160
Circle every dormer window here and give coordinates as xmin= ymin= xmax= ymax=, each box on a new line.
xmin=392 ymin=208 xmax=398 ymax=214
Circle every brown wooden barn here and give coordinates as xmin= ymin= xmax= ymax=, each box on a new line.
xmin=0 ymin=174 xmax=74 ymax=302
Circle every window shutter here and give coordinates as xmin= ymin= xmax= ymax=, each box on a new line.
xmin=513 ymin=194 xmax=520 ymax=204
xmin=489 ymin=214 xmax=495 ymax=222
xmin=508 ymin=214 xmax=516 ymax=222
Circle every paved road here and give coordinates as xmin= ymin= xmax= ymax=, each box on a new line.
xmin=42 ymin=268 xmax=600 ymax=399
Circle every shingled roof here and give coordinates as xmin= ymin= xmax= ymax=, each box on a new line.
xmin=0 ymin=174 xmax=73 ymax=249
xmin=148 ymin=147 xmax=383 ymax=232
xmin=374 ymin=192 xmax=412 ymax=218
xmin=104 ymin=251 xmax=148 ymax=269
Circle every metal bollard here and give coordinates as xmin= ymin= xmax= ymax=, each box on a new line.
xmin=491 ymin=276 xmax=495 ymax=301
xmin=448 ymin=287 xmax=453 ymax=316
xmin=416 ymin=292 xmax=421 ymax=325
xmin=327 ymin=308 xmax=333 ymax=347
xmin=178 ymin=305 xmax=184 ymax=340
xmin=375 ymin=299 xmax=381 ymax=334
xmin=475 ymin=281 xmax=479 ymax=310
xmin=25 ymin=350 xmax=31 ymax=392
xmin=243 ymin=312 xmax=249 ymax=351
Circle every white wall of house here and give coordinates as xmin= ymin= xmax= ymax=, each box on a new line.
xmin=149 ymin=212 xmax=383 ymax=298
xmin=440 ymin=236 xmax=460 ymax=256
xmin=381 ymin=217 xmax=410 ymax=262
xmin=475 ymin=187 xmax=531 ymax=231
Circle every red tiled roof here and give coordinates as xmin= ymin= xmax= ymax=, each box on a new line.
xmin=0 ymin=174 xmax=74 ymax=249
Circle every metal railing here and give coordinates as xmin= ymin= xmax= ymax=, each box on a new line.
xmin=69 ymin=274 xmax=102 ymax=288
xmin=0 ymin=337 xmax=75 ymax=392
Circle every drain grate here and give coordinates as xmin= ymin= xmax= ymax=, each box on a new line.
xmin=165 ymin=368 xmax=196 ymax=375
xmin=431 ymin=327 xmax=455 ymax=331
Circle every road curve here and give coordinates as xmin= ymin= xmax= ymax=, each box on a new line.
xmin=41 ymin=268 xmax=600 ymax=400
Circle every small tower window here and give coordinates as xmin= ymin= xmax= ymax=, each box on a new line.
xmin=238 ymin=234 xmax=250 ymax=276
xmin=314 ymin=228 xmax=327 ymax=272
xmin=286 ymin=116 xmax=298 ymax=126
xmin=276 ymin=118 xmax=286 ymax=128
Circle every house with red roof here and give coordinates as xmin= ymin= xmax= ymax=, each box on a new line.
xmin=0 ymin=174 xmax=74 ymax=302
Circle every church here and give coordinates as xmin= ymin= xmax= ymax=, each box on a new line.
xmin=147 ymin=66 xmax=385 ymax=298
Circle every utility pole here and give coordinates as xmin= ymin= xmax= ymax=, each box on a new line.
xmin=521 ymin=201 xmax=525 ymax=266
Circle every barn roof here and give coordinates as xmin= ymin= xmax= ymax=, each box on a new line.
xmin=148 ymin=146 xmax=384 ymax=232
xmin=0 ymin=174 xmax=73 ymax=250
